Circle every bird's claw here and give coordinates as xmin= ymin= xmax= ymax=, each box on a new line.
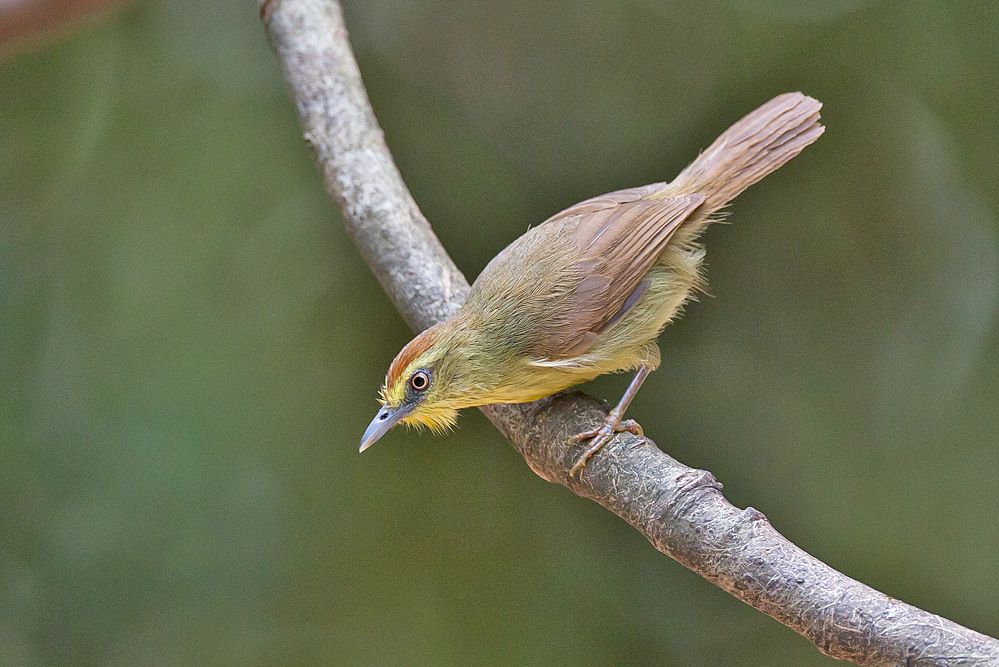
xmin=568 ymin=417 xmax=643 ymax=477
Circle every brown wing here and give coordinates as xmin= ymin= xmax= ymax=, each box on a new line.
xmin=545 ymin=181 xmax=669 ymax=221
xmin=539 ymin=191 xmax=705 ymax=359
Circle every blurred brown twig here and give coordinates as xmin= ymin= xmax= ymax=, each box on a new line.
xmin=260 ymin=1 xmax=999 ymax=664
xmin=0 ymin=0 xmax=127 ymax=54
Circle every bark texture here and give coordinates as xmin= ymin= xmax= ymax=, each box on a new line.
xmin=261 ymin=2 xmax=999 ymax=664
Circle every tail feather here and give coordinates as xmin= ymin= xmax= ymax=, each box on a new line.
xmin=662 ymin=92 xmax=824 ymax=217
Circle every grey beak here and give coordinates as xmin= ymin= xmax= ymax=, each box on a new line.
xmin=359 ymin=403 xmax=414 ymax=453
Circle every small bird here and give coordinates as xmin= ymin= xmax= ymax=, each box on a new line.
xmin=360 ymin=92 xmax=824 ymax=475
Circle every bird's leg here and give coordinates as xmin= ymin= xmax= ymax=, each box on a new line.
xmin=568 ymin=365 xmax=650 ymax=477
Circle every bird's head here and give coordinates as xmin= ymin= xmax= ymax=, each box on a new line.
xmin=359 ymin=323 xmax=465 ymax=452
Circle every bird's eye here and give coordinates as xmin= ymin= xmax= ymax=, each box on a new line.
xmin=409 ymin=370 xmax=430 ymax=392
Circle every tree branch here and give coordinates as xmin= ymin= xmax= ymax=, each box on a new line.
xmin=260 ymin=2 xmax=999 ymax=664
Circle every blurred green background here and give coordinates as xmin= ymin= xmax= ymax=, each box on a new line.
xmin=2 ymin=1 xmax=997 ymax=664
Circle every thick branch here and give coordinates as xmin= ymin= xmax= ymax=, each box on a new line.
xmin=260 ymin=2 xmax=999 ymax=664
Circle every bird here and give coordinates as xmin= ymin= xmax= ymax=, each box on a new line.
xmin=360 ymin=92 xmax=824 ymax=475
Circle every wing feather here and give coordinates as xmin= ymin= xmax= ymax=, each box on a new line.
xmin=538 ymin=192 xmax=705 ymax=358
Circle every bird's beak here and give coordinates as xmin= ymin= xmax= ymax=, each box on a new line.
xmin=359 ymin=403 xmax=414 ymax=453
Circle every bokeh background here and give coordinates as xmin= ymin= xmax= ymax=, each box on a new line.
xmin=2 ymin=1 xmax=998 ymax=664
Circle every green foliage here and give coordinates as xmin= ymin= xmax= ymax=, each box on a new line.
xmin=1 ymin=1 xmax=997 ymax=664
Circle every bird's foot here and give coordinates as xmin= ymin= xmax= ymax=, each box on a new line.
xmin=568 ymin=416 xmax=643 ymax=477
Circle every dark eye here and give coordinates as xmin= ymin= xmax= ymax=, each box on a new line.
xmin=409 ymin=370 xmax=430 ymax=392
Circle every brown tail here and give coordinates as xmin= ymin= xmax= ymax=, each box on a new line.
xmin=664 ymin=92 xmax=824 ymax=217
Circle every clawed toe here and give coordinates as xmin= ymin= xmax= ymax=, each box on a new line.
xmin=566 ymin=367 xmax=651 ymax=478
xmin=568 ymin=426 xmax=602 ymax=444
xmin=620 ymin=419 xmax=643 ymax=437
xmin=568 ymin=432 xmax=611 ymax=477
xmin=567 ymin=417 xmax=644 ymax=477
